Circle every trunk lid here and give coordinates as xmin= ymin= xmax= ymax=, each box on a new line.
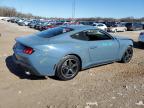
xmin=16 ymin=34 xmax=50 ymax=47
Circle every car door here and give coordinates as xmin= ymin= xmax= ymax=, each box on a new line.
xmin=86 ymin=29 xmax=119 ymax=64
xmin=97 ymin=24 xmax=104 ymax=30
xmin=117 ymin=24 xmax=122 ymax=31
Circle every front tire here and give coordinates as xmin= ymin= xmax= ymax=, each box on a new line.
xmin=139 ymin=41 xmax=144 ymax=47
xmin=120 ymin=46 xmax=133 ymax=63
xmin=55 ymin=55 xmax=81 ymax=81
xmin=123 ymin=29 xmax=126 ymax=32
xmin=114 ymin=29 xmax=117 ymax=33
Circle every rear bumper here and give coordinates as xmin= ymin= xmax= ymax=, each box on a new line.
xmin=12 ymin=54 xmax=42 ymax=76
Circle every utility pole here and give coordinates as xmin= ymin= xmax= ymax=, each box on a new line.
xmin=72 ymin=0 xmax=75 ymax=21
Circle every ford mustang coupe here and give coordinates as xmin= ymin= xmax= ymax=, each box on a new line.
xmin=13 ymin=25 xmax=133 ymax=80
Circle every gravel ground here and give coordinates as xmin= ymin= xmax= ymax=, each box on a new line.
xmin=0 ymin=20 xmax=144 ymax=108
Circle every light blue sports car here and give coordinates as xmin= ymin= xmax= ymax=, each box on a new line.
xmin=13 ymin=25 xmax=133 ymax=80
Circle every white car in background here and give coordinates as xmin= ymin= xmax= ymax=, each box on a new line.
xmin=1 ymin=17 xmax=10 ymax=21
xmin=139 ymin=32 xmax=144 ymax=45
xmin=93 ymin=23 xmax=107 ymax=31
xmin=108 ymin=23 xmax=127 ymax=33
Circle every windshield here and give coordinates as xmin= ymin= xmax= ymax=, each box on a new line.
xmin=36 ymin=27 xmax=73 ymax=38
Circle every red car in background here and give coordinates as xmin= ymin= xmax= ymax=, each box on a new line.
xmin=40 ymin=24 xmax=56 ymax=31
xmin=40 ymin=22 xmax=63 ymax=31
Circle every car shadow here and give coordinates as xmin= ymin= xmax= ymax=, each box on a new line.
xmin=133 ymin=41 xmax=144 ymax=49
xmin=5 ymin=56 xmax=46 ymax=80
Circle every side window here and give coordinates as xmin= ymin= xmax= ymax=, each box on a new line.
xmin=86 ymin=30 xmax=112 ymax=41
xmin=97 ymin=24 xmax=103 ymax=27
xmin=117 ymin=24 xmax=121 ymax=27
xmin=121 ymin=24 xmax=125 ymax=27
xmin=133 ymin=23 xmax=137 ymax=26
xmin=71 ymin=31 xmax=89 ymax=41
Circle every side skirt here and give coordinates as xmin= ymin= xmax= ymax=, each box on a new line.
xmin=82 ymin=60 xmax=119 ymax=71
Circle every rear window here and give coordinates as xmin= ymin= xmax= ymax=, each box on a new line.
xmin=36 ymin=27 xmax=73 ymax=38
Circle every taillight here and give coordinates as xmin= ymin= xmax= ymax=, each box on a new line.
xmin=140 ymin=32 xmax=144 ymax=35
xmin=23 ymin=47 xmax=34 ymax=55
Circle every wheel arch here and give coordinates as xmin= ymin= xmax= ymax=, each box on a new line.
xmin=66 ymin=54 xmax=82 ymax=70
xmin=119 ymin=44 xmax=133 ymax=59
xmin=54 ymin=53 xmax=83 ymax=75
xmin=54 ymin=53 xmax=83 ymax=80
xmin=119 ymin=45 xmax=133 ymax=63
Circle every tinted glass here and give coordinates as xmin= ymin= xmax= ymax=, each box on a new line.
xmin=71 ymin=30 xmax=112 ymax=41
xmin=97 ymin=24 xmax=104 ymax=26
xmin=37 ymin=27 xmax=73 ymax=38
xmin=71 ymin=31 xmax=89 ymax=41
xmin=86 ymin=30 xmax=112 ymax=41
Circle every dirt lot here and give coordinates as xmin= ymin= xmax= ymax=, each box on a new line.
xmin=0 ymin=20 xmax=144 ymax=108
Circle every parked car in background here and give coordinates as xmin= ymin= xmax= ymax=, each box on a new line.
xmin=63 ymin=21 xmax=71 ymax=25
xmin=55 ymin=22 xmax=63 ymax=26
xmin=125 ymin=22 xmax=143 ymax=31
xmin=39 ymin=22 xmax=50 ymax=30
xmin=10 ymin=18 xmax=17 ymax=23
xmin=92 ymin=23 xmax=107 ymax=31
xmin=17 ymin=19 xmax=24 ymax=24
xmin=108 ymin=23 xmax=127 ymax=32
xmin=105 ymin=22 xmax=117 ymax=27
xmin=142 ymin=23 xmax=144 ymax=29
xmin=7 ymin=18 xmax=12 ymax=22
xmin=40 ymin=23 xmax=57 ymax=31
xmin=18 ymin=20 xmax=31 ymax=26
xmin=138 ymin=32 xmax=144 ymax=46
xmin=34 ymin=22 xmax=45 ymax=30
xmin=79 ymin=21 xmax=94 ymax=26
xmin=39 ymin=21 xmax=63 ymax=31
xmin=1 ymin=17 xmax=10 ymax=21
xmin=38 ymin=22 xmax=49 ymax=30
xmin=13 ymin=25 xmax=133 ymax=80
xmin=29 ymin=21 xmax=39 ymax=28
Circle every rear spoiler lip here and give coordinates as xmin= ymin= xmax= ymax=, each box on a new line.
xmin=15 ymin=36 xmax=33 ymax=48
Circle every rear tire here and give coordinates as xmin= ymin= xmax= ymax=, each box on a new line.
xmin=55 ymin=55 xmax=81 ymax=81
xmin=120 ymin=46 xmax=133 ymax=63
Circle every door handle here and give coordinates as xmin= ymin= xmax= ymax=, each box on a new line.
xmin=90 ymin=46 xmax=98 ymax=49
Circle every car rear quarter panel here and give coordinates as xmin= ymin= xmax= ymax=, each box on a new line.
xmin=30 ymin=41 xmax=90 ymax=76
